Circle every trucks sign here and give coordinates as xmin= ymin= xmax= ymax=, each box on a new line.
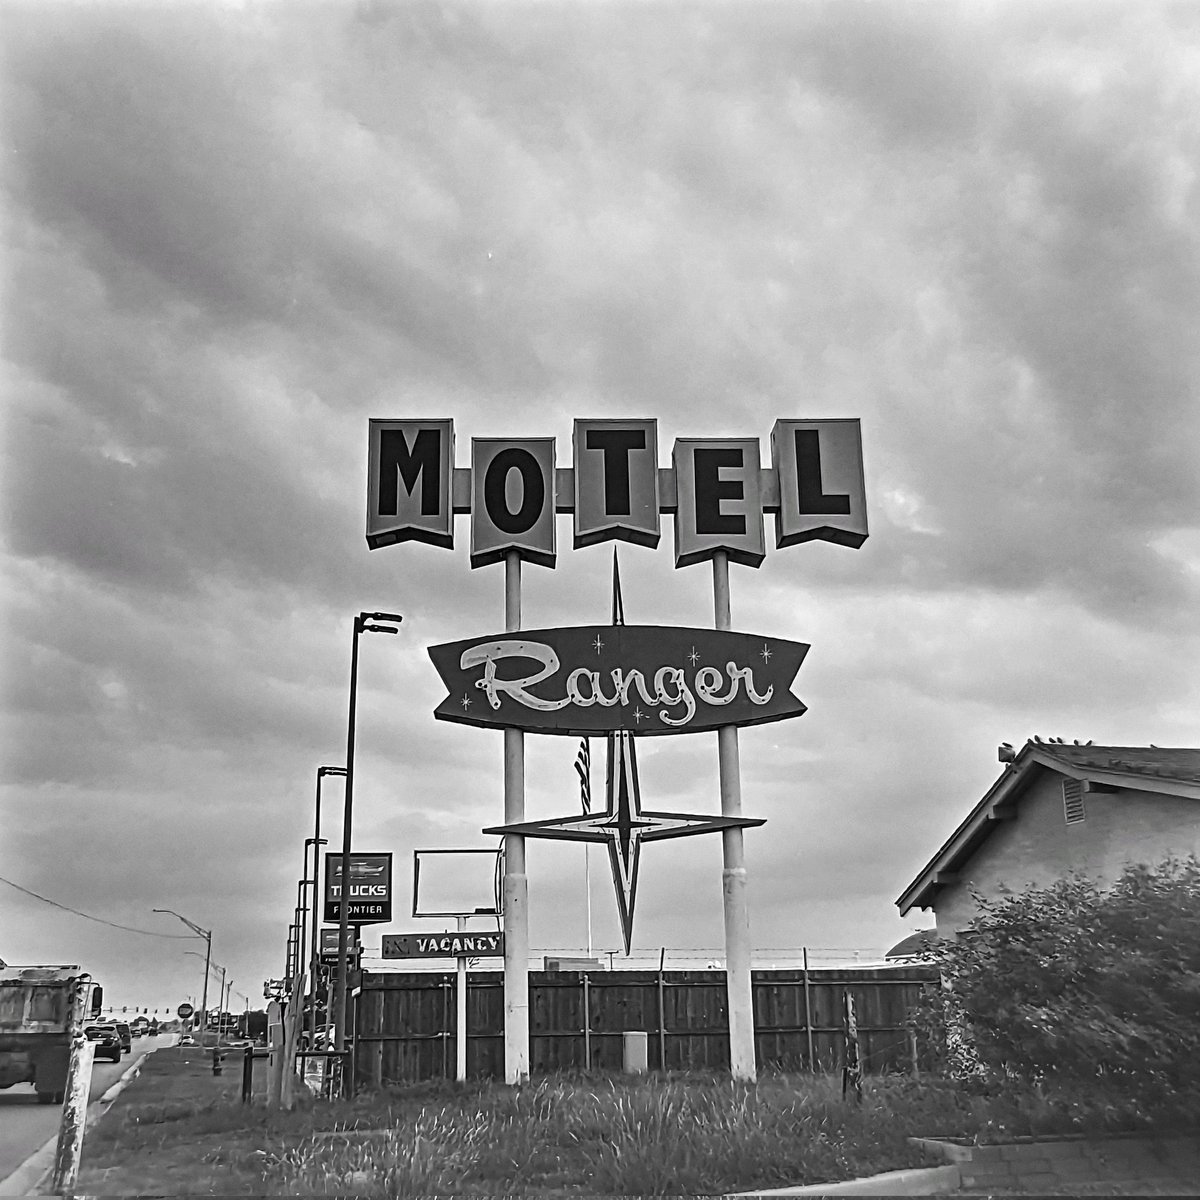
xmin=323 ymin=852 xmax=393 ymax=925
xmin=429 ymin=625 xmax=808 ymax=736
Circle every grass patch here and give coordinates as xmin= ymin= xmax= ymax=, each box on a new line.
xmin=76 ymin=1058 xmax=1200 ymax=1197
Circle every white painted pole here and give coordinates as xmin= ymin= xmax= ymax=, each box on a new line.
xmin=584 ymin=846 xmax=593 ymax=957
xmin=502 ymin=550 xmax=530 ymax=1084
xmin=713 ymin=549 xmax=757 ymax=1082
xmin=51 ymin=1035 xmax=95 ymax=1196
xmin=456 ymin=915 xmax=468 ymax=1082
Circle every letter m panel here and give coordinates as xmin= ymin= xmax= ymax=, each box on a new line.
xmin=367 ymin=419 xmax=455 ymax=549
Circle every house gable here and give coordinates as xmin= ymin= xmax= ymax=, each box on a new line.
xmin=896 ymin=743 xmax=1200 ymax=932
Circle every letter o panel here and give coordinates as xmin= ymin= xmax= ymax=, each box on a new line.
xmin=470 ymin=438 xmax=557 ymax=569
xmin=367 ymin=419 xmax=454 ymax=549
xmin=673 ymin=438 xmax=765 ymax=569
xmin=771 ymin=419 xmax=868 ymax=549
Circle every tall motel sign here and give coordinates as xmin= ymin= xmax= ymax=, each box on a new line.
xmin=366 ymin=418 xmax=867 ymax=1083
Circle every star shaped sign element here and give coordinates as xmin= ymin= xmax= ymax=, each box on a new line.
xmin=483 ymin=731 xmax=764 ymax=954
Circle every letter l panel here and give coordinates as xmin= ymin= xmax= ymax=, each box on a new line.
xmin=673 ymin=438 xmax=765 ymax=569
xmin=366 ymin=418 xmax=454 ymax=549
xmin=573 ymin=418 xmax=660 ymax=548
xmin=771 ymin=419 xmax=867 ymax=549
xmin=471 ymin=438 xmax=557 ymax=569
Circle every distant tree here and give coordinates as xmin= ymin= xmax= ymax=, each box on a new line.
xmin=920 ymin=857 xmax=1200 ymax=1111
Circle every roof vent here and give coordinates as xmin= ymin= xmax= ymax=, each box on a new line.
xmin=1062 ymin=779 xmax=1086 ymax=825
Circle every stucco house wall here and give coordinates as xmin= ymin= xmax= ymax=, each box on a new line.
xmin=934 ymin=770 xmax=1200 ymax=937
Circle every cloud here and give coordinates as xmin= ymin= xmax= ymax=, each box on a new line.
xmin=2 ymin=0 xmax=1197 ymax=1010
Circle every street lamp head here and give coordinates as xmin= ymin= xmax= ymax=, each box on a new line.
xmin=318 ymin=765 xmax=347 ymax=778
xmin=365 ymin=611 xmax=404 ymax=624
xmin=362 ymin=623 xmax=399 ymax=634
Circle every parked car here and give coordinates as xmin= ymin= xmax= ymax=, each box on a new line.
xmin=177 ymin=1033 xmax=195 ymax=1046
xmin=84 ymin=1024 xmax=123 ymax=1063
xmin=113 ymin=1022 xmax=132 ymax=1054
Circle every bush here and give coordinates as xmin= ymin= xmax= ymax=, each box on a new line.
xmin=923 ymin=856 xmax=1200 ymax=1117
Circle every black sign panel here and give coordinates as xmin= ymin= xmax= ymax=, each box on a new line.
xmin=319 ymin=927 xmax=361 ymax=964
xmin=323 ymin=852 xmax=393 ymax=925
xmin=382 ymin=932 xmax=504 ymax=959
xmin=429 ymin=624 xmax=808 ymax=736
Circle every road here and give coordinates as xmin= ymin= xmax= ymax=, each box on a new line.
xmin=0 ymin=1033 xmax=174 ymax=1187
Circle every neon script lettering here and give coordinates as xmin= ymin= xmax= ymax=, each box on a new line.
xmin=459 ymin=639 xmax=773 ymax=728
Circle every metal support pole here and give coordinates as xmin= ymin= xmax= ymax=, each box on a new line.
xmin=455 ymin=915 xmax=468 ymax=1082
xmin=502 ymin=551 xmax=530 ymax=1084
xmin=713 ymin=550 xmax=757 ymax=1082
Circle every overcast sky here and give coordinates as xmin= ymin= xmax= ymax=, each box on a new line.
xmin=3 ymin=1 xmax=1198 ymax=1015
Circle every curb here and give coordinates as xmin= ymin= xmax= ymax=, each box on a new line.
xmin=729 ymin=1165 xmax=962 ymax=1197
xmin=0 ymin=1047 xmax=156 ymax=1197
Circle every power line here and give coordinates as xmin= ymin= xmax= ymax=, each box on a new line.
xmin=0 ymin=874 xmax=195 ymax=938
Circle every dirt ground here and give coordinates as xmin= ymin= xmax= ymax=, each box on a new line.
xmin=69 ymin=1044 xmax=283 ymax=1196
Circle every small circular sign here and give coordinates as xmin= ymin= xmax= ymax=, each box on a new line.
xmin=177 ymin=1002 xmax=194 ymax=1018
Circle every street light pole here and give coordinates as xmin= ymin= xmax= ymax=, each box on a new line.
xmin=302 ymin=833 xmax=328 ymax=1041
xmin=333 ymin=611 xmax=402 ymax=1081
xmin=216 ymin=966 xmax=227 ymax=1047
xmin=295 ymin=880 xmax=309 ymax=1004
xmin=155 ymin=909 xmax=211 ymax=1042
xmin=184 ymin=950 xmax=224 ymax=1043
xmin=309 ymin=772 xmax=343 ymax=1046
xmin=311 ymin=767 xmax=345 ymax=1049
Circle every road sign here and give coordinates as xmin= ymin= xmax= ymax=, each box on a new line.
xmin=323 ymin=851 xmax=393 ymax=924
xmin=176 ymin=1002 xmax=194 ymax=1018
xmin=319 ymin=927 xmax=361 ymax=964
xmin=382 ymin=932 xmax=504 ymax=959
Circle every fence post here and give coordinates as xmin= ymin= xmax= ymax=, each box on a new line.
xmin=802 ymin=948 xmax=815 ymax=1072
xmin=656 ymin=948 xmax=667 ymax=1071
xmin=241 ymin=1046 xmax=255 ymax=1102
xmin=582 ymin=973 xmax=591 ymax=1070
xmin=841 ymin=990 xmax=862 ymax=1103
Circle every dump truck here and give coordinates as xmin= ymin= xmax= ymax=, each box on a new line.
xmin=0 ymin=965 xmax=101 ymax=1104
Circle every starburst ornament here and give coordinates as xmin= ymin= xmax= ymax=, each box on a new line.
xmin=484 ymin=550 xmax=765 ymax=954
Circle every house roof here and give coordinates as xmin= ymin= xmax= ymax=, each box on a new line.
xmin=885 ymin=930 xmax=938 ymax=960
xmin=896 ymin=742 xmax=1200 ymax=916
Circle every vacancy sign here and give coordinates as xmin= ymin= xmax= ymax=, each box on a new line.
xmin=382 ymin=932 xmax=505 ymax=960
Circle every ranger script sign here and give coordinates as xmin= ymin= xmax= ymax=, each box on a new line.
xmin=429 ymin=625 xmax=808 ymax=736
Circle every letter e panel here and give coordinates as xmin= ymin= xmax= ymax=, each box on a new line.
xmin=673 ymin=438 xmax=766 ymax=569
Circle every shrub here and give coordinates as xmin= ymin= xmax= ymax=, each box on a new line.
xmin=927 ymin=856 xmax=1200 ymax=1117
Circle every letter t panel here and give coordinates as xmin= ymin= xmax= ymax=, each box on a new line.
xmin=673 ymin=438 xmax=766 ymax=569
xmin=573 ymin=418 xmax=661 ymax=549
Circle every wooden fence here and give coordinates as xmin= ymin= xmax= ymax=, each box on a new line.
xmin=353 ymin=965 xmax=938 ymax=1085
